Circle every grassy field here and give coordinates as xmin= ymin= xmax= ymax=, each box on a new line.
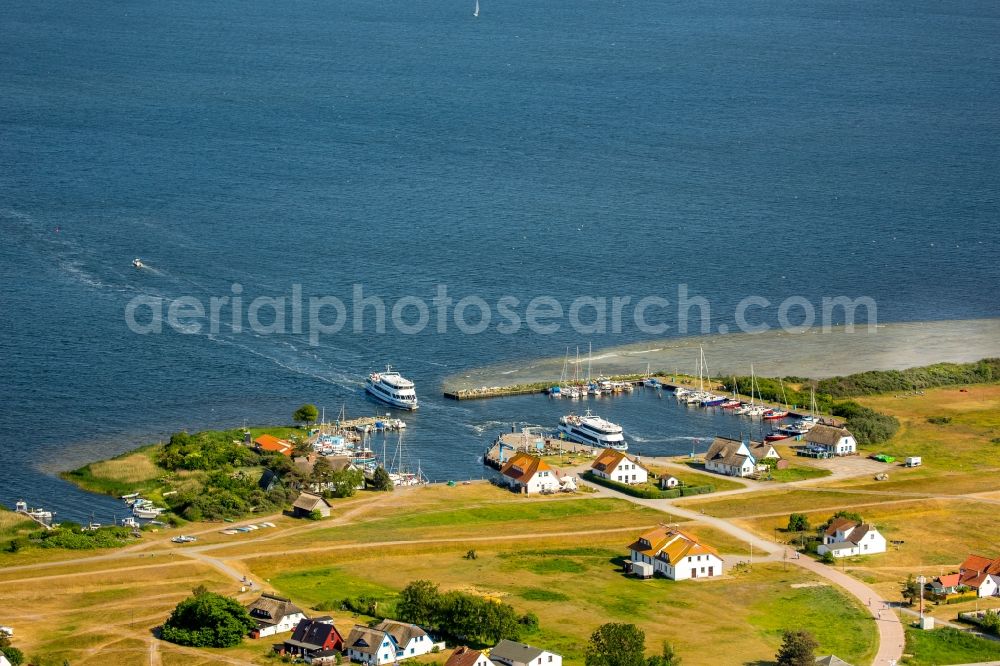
xmin=261 ymin=548 xmax=875 ymax=666
xmin=676 ymin=489 xmax=882 ymax=518
xmin=741 ymin=499 xmax=1000 ymax=569
xmin=60 ymin=446 xmax=168 ymax=498
xmin=850 ymin=385 xmax=1000 ymax=475
xmin=901 ymin=626 xmax=1000 ymax=665
xmin=767 ymin=465 xmax=832 ymax=483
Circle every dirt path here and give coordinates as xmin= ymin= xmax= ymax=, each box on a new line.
xmin=579 ymin=478 xmax=905 ymax=666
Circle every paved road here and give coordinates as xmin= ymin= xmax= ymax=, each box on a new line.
xmin=580 ymin=479 xmax=906 ymax=666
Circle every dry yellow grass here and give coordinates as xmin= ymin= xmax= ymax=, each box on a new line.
xmin=88 ymin=451 xmax=163 ymax=483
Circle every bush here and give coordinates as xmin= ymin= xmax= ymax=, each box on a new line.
xmin=787 ymin=513 xmax=810 ymax=532
xmin=679 ymin=484 xmax=714 ymax=497
xmin=981 ymin=611 xmax=1000 ymax=635
xmin=156 ymin=429 xmax=257 ymax=472
xmin=817 ymin=358 xmax=1000 ymax=397
xmin=1 ymin=647 xmax=24 ymax=666
xmin=161 ymin=588 xmax=256 ymax=648
xmin=820 ymin=551 xmax=835 ymax=565
xmin=927 ymin=416 xmax=952 ymax=425
xmin=36 ymin=525 xmax=135 ymax=550
xmin=831 ymin=401 xmax=899 ymax=444
xmin=395 ymin=580 xmax=527 ymax=644
xmin=945 ymin=592 xmax=981 ymax=605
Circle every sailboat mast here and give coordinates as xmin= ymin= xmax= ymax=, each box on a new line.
xmin=587 ymin=342 xmax=592 ymax=383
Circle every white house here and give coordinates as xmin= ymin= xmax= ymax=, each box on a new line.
xmin=628 ymin=525 xmax=724 ymax=580
xmin=246 ymin=593 xmax=307 ymax=638
xmin=703 ymin=436 xmax=783 ymax=477
xmin=958 ymin=554 xmax=1000 ymax=598
xmin=499 ymin=453 xmax=561 ymax=494
xmin=446 ymin=646 xmax=498 ymax=666
xmin=590 ymin=448 xmax=648 ymax=485
xmin=346 ymin=626 xmax=398 ymax=665
xmin=490 ymin=639 xmax=562 ymax=666
xmin=659 ymin=475 xmax=681 ymax=490
xmin=805 ymin=425 xmax=857 ymax=456
xmin=817 ymin=518 xmax=886 ymax=558
xmin=346 ymin=620 xmax=436 ymax=664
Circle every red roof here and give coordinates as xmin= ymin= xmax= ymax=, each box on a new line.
xmin=255 ymin=434 xmax=293 ymax=456
xmin=960 ymin=554 xmax=1000 ymax=575
xmin=934 ymin=573 xmax=960 ymax=587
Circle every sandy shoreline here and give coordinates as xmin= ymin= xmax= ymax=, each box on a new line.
xmin=443 ymin=318 xmax=1000 ymax=391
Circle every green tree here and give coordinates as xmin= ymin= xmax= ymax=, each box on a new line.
xmin=901 ymin=574 xmax=920 ymax=606
xmin=787 ymin=513 xmax=810 ymax=533
xmin=396 ymin=580 xmax=441 ymax=628
xmin=370 ymin=466 xmax=394 ymax=491
xmin=646 ymin=641 xmax=680 ymax=666
xmin=585 ymin=623 xmax=647 ymax=666
xmin=160 ymin=588 xmax=256 ymax=647
xmin=311 ymin=457 xmax=334 ymax=486
xmin=775 ymin=630 xmax=818 ymax=666
xmin=293 ymin=404 xmax=319 ymax=425
xmin=820 ymin=551 xmax=836 ymax=565
xmin=329 ymin=468 xmax=364 ymax=498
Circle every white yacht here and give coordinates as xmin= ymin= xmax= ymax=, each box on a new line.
xmin=365 ymin=365 xmax=419 ymax=410
xmin=558 ymin=410 xmax=627 ymax=450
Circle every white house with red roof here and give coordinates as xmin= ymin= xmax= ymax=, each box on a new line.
xmin=957 ymin=554 xmax=1000 ymax=598
xmin=817 ymin=518 xmax=886 ymax=558
xmin=499 ymin=453 xmax=575 ymax=494
xmin=628 ymin=525 xmax=724 ymax=580
xmin=590 ymin=449 xmax=648 ymax=485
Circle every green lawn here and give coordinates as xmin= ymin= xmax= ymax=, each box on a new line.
xmin=767 ymin=465 xmax=832 ymax=483
xmin=901 ymin=626 xmax=1000 ymax=665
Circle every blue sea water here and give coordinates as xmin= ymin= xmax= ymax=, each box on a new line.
xmin=1 ymin=0 xmax=999 ymax=521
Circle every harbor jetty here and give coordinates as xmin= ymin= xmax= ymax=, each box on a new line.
xmin=483 ymin=427 xmax=599 ymax=470
xmin=445 ymin=373 xmax=649 ymax=401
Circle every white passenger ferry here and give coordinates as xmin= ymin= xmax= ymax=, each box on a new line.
xmin=558 ymin=410 xmax=627 ymax=450
xmin=365 ymin=365 xmax=419 ymax=410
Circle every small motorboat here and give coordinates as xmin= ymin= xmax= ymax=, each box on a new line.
xmin=763 ymin=409 xmax=790 ymax=420
xmin=765 ymin=433 xmax=792 ymax=442
xmin=132 ymin=258 xmax=144 ymax=269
